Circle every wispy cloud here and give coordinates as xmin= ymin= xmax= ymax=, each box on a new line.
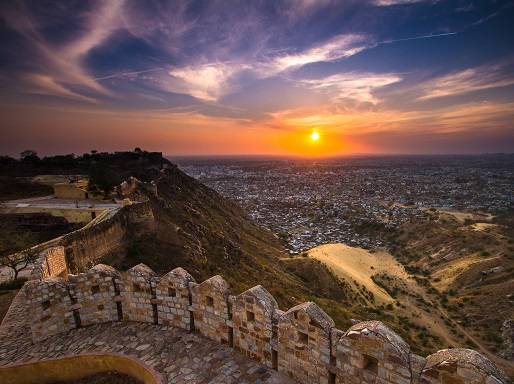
xmin=373 ymin=0 xmax=428 ymax=6
xmin=269 ymin=100 xmax=514 ymax=139
xmin=167 ymin=63 xmax=246 ymax=101
xmin=61 ymin=1 xmax=123 ymax=62
xmin=163 ymin=33 xmax=369 ymax=102
xmin=94 ymin=68 xmax=165 ymax=81
xmin=271 ymin=34 xmax=368 ymax=72
xmin=0 ymin=0 xmax=124 ymax=102
xmin=302 ymin=72 xmax=401 ymax=105
xmin=418 ymin=65 xmax=514 ymax=100
xmin=26 ymin=74 xmax=97 ymax=103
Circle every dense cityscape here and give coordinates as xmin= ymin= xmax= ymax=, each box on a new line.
xmin=178 ymin=155 xmax=514 ymax=254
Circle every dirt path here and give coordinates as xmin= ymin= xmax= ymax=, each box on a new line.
xmin=434 ymin=299 xmax=514 ymax=377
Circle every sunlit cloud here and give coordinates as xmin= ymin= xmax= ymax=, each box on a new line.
xmin=164 ymin=33 xmax=369 ymax=102
xmin=1 ymin=0 xmax=514 ymax=155
xmin=269 ymin=100 xmax=514 ymax=138
xmin=26 ymin=74 xmax=97 ymax=103
xmin=302 ymin=72 xmax=401 ymax=105
xmin=418 ymin=65 xmax=514 ymax=100
xmin=271 ymin=34 xmax=368 ymax=72
xmin=167 ymin=63 xmax=245 ymax=101
xmin=61 ymin=1 xmax=124 ymax=62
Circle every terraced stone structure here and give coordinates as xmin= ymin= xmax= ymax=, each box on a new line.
xmin=17 ymin=262 xmax=507 ymax=384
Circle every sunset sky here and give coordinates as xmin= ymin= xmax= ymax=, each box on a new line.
xmin=1 ymin=0 xmax=514 ymax=157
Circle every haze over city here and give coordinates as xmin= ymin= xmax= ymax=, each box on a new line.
xmin=1 ymin=0 xmax=514 ymax=157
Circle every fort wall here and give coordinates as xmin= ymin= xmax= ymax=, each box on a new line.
xmin=30 ymin=246 xmax=68 ymax=279
xmin=60 ymin=201 xmax=154 ymax=272
xmin=23 ymin=263 xmax=507 ymax=384
xmin=19 ymin=201 xmax=154 ymax=278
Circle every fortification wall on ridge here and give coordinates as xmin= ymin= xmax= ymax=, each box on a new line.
xmin=20 ymin=201 xmax=154 ymax=281
xmin=60 ymin=201 xmax=154 ymax=272
xmin=23 ymin=263 xmax=507 ymax=384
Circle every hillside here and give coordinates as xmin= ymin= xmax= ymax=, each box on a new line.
xmin=297 ymin=241 xmax=514 ymax=376
xmin=2 ymin=151 xmax=512 ymax=376
xmin=305 ymin=244 xmax=408 ymax=304
xmin=388 ymin=211 xmax=514 ymax=353
xmin=107 ymin=164 xmax=510 ymax=361
xmin=100 ymin=163 xmax=353 ymax=311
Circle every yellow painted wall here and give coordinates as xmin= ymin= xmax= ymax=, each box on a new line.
xmin=0 ymin=354 xmax=163 ymax=384
xmin=54 ymin=184 xmax=88 ymax=199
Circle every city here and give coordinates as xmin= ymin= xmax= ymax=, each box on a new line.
xmin=178 ymin=155 xmax=514 ymax=254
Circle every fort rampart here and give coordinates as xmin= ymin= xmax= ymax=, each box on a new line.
xmin=58 ymin=200 xmax=154 ymax=272
xmin=14 ymin=200 xmax=154 ymax=279
xmin=24 ymin=262 xmax=507 ymax=384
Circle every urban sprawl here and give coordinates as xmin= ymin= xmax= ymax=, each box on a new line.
xmin=178 ymin=155 xmax=514 ymax=254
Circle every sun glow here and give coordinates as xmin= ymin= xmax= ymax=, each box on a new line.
xmin=310 ymin=130 xmax=320 ymax=141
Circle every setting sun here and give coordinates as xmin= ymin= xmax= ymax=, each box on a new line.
xmin=310 ymin=131 xmax=320 ymax=142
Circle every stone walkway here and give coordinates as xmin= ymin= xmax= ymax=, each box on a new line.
xmin=0 ymin=290 xmax=296 ymax=384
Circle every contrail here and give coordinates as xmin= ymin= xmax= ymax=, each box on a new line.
xmin=94 ymin=67 xmax=164 ymax=81
xmin=379 ymin=32 xmax=458 ymax=44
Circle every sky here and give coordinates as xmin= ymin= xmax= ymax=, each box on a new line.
xmin=1 ymin=0 xmax=514 ymax=157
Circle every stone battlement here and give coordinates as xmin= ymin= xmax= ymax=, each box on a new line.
xmin=23 ymin=263 xmax=507 ymax=384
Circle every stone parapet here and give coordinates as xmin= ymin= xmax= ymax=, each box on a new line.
xmin=122 ymin=263 xmax=156 ymax=323
xmin=25 ymin=277 xmax=75 ymax=342
xmin=232 ymin=285 xmax=277 ymax=367
xmin=23 ymin=264 xmax=508 ymax=384
xmin=191 ymin=275 xmax=232 ymax=345
xmin=155 ymin=267 xmax=195 ymax=330
xmin=69 ymin=264 xmax=120 ymax=327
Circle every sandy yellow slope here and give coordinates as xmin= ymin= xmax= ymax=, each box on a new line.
xmin=307 ymin=243 xmax=411 ymax=303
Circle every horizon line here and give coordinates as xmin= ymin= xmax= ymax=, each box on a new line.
xmin=166 ymin=152 xmax=514 ymax=159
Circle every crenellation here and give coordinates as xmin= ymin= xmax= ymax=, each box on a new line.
xmin=69 ymin=264 xmax=120 ymax=326
xmin=232 ymin=285 xmax=278 ymax=367
xmin=22 ymin=265 xmax=508 ymax=384
xmin=277 ymin=302 xmax=334 ymax=384
xmin=191 ymin=274 xmax=232 ymax=344
xmin=155 ymin=267 xmax=195 ymax=330
xmin=25 ymin=277 xmax=75 ymax=342
xmin=335 ymin=320 xmax=412 ymax=384
xmin=121 ymin=263 xmax=156 ymax=323
xmin=420 ymin=349 xmax=508 ymax=384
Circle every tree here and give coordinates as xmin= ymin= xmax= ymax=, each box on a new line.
xmin=88 ymin=163 xmax=121 ymax=198
xmin=0 ymin=228 xmax=39 ymax=279
xmin=0 ymin=248 xmax=39 ymax=280
xmin=20 ymin=149 xmax=39 ymax=161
